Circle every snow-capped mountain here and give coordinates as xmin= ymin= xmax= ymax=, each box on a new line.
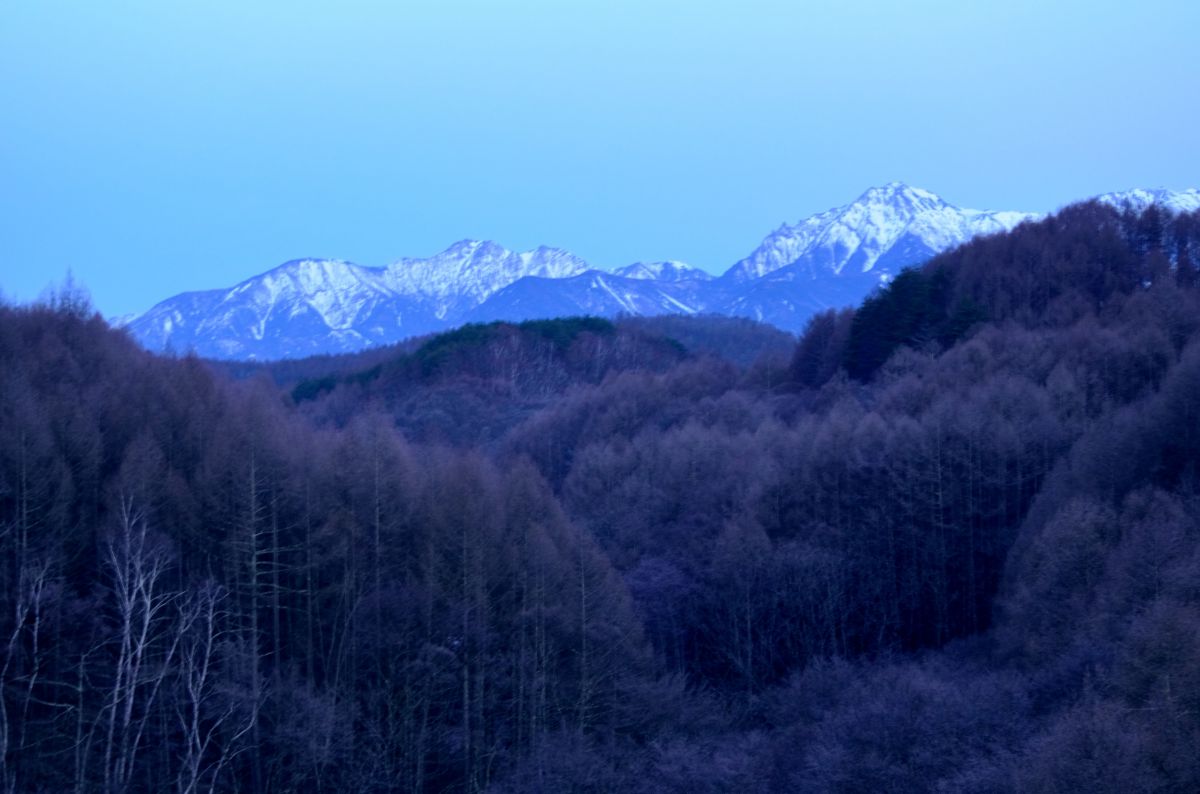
xmin=381 ymin=240 xmax=590 ymax=320
xmin=126 ymin=242 xmax=591 ymax=359
xmin=123 ymin=184 xmax=1199 ymax=360
xmin=1095 ymin=188 xmax=1200 ymax=215
xmin=699 ymin=183 xmax=1039 ymax=326
xmin=723 ymin=183 xmax=1037 ymax=284
xmin=128 ymin=259 xmax=420 ymax=360
xmin=613 ymin=261 xmax=713 ymax=282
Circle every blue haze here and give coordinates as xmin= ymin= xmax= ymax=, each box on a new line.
xmin=2 ymin=0 xmax=1198 ymax=317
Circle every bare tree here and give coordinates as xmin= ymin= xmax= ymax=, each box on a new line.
xmin=99 ymin=494 xmax=182 ymax=793
xmin=0 ymin=558 xmax=53 ymax=794
xmin=175 ymin=583 xmax=258 ymax=794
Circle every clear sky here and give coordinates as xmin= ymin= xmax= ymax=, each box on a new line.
xmin=2 ymin=0 xmax=1198 ymax=317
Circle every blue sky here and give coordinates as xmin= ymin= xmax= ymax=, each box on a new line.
xmin=2 ymin=0 xmax=1198 ymax=317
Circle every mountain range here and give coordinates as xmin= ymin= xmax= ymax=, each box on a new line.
xmin=123 ymin=183 xmax=1200 ymax=360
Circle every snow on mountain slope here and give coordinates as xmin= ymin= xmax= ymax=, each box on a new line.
xmin=127 ymin=258 xmax=433 ymax=360
xmin=613 ymin=261 xmax=713 ymax=282
xmin=468 ymin=184 xmax=1039 ymax=333
xmin=468 ymin=270 xmax=709 ymax=324
xmin=1095 ymin=188 xmax=1200 ymax=215
xmin=722 ymin=183 xmax=1039 ymax=283
xmin=383 ymin=240 xmax=591 ymax=319
xmin=126 ymin=242 xmax=591 ymax=360
xmin=122 ymin=186 xmax=1040 ymax=358
xmin=124 ymin=183 xmax=1194 ymax=360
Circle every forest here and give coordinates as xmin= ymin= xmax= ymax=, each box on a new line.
xmin=3 ymin=199 xmax=1200 ymax=792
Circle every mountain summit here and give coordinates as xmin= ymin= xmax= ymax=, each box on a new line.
xmin=723 ymin=182 xmax=1036 ymax=283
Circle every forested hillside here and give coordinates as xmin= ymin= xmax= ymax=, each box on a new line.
xmin=3 ymin=200 xmax=1200 ymax=792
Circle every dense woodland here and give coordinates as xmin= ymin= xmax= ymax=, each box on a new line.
xmin=3 ymin=200 xmax=1200 ymax=792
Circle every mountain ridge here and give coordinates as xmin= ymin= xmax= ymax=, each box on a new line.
xmin=123 ymin=184 xmax=1199 ymax=360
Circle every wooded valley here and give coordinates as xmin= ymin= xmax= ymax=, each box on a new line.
xmin=3 ymin=200 xmax=1200 ymax=792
